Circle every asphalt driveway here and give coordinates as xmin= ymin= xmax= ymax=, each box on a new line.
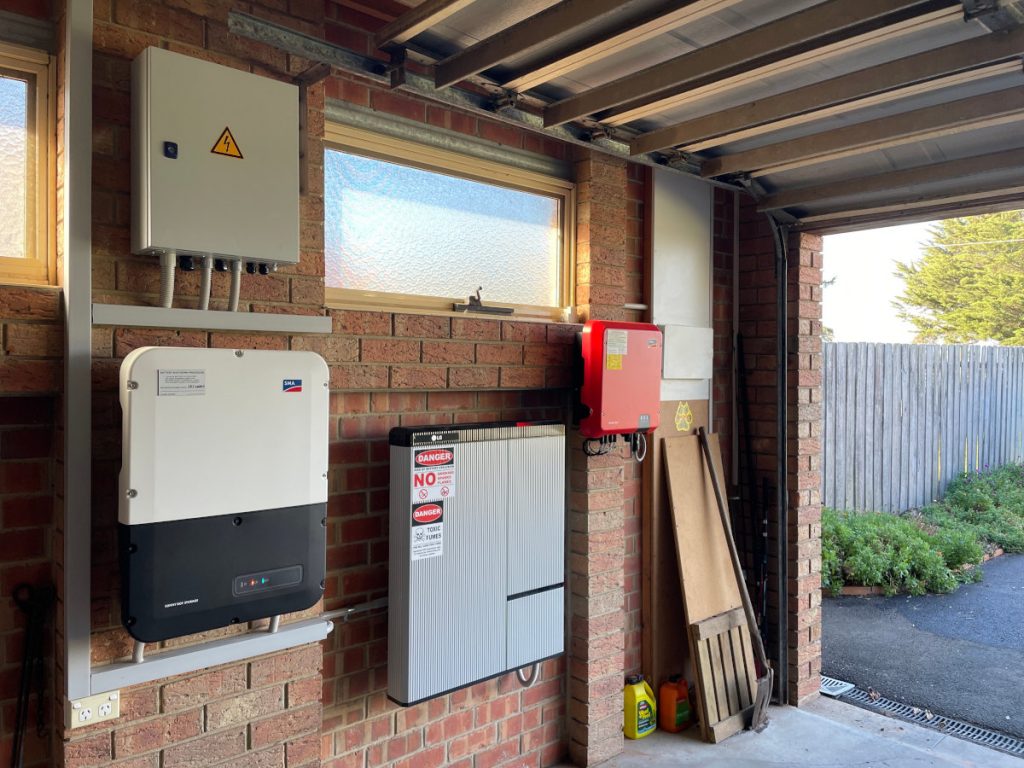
xmin=822 ymin=554 xmax=1024 ymax=739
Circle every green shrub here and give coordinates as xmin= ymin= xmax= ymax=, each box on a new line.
xmin=822 ymin=509 xmax=963 ymax=596
xmin=824 ymin=462 xmax=1024 ymax=596
xmin=923 ymin=463 xmax=1024 ymax=552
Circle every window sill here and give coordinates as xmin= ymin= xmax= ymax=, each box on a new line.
xmin=326 ymin=290 xmax=574 ymax=325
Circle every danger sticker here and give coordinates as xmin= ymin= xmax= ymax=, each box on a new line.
xmin=411 ymin=501 xmax=443 ymax=561
xmin=211 ymin=126 xmax=243 ymax=158
xmin=606 ymin=354 xmax=623 ymax=371
xmin=412 ymin=446 xmax=456 ymax=503
xmin=157 ymin=369 xmax=206 ymax=396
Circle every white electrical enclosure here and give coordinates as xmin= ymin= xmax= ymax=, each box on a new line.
xmin=119 ymin=347 xmax=328 ymax=525
xmin=131 ymin=47 xmax=300 ymax=265
xmin=118 ymin=347 xmax=328 ymax=643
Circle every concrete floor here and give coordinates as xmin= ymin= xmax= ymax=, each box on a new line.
xmin=608 ymin=696 xmax=1020 ymax=767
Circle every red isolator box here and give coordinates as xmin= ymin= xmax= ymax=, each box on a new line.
xmin=579 ymin=320 xmax=662 ymax=438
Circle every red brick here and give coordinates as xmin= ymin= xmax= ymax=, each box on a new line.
xmin=451 ymin=318 xmax=500 ymax=341
xmin=362 ymin=338 xmax=420 ymax=363
xmin=291 ymin=335 xmax=360 ymax=363
xmin=161 ymin=728 xmax=246 ymax=768
xmin=160 ymin=665 xmax=247 ymax=711
xmin=0 ymin=358 xmax=60 ymax=393
xmin=500 ymin=367 xmax=545 ymax=389
xmin=0 ymin=427 xmax=52 ymax=459
xmin=0 ymin=528 xmax=44 ymax=558
xmin=476 ymin=343 xmax=523 ymax=365
xmin=113 ymin=709 xmax=202 ymax=757
xmin=421 ymin=340 xmax=474 ymax=364
xmin=0 ymin=287 xmax=59 ymax=321
xmin=0 ymin=461 xmax=45 ymax=494
xmin=370 ymin=90 xmax=426 ymax=123
xmin=394 ymin=314 xmax=450 ymax=339
xmin=205 ymin=685 xmax=284 ymax=730
xmin=287 ymin=676 xmax=322 ymax=708
xmin=448 ymin=367 xmax=498 ymax=389
xmin=390 ymin=366 xmax=447 ymax=389
xmin=286 ymin=732 xmax=321 ymax=766
xmin=332 ymin=310 xmax=391 ymax=336
xmin=113 ymin=328 xmax=207 ymax=357
xmin=331 ymin=364 xmax=389 ymax=390
xmin=501 ymin=322 xmax=546 ymax=343
xmin=250 ymin=644 xmax=322 ymax=687
xmin=64 ymin=732 xmax=112 ymax=767
xmin=4 ymin=323 xmax=62 ymax=357
xmin=209 ymin=333 xmax=288 ymax=351
xmin=250 ymin=704 xmax=321 ymax=749
xmin=0 ymin=397 xmax=52 ymax=425
xmin=2 ymin=495 xmax=51 ymax=527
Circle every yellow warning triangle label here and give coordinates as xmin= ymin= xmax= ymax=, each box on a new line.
xmin=211 ymin=127 xmax=243 ymax=158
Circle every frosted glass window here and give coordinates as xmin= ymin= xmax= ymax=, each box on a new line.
xmin=325 ymin=149 xmax=564 ymax=307
xmin=0 ymin=73 xmax=29 ymax=260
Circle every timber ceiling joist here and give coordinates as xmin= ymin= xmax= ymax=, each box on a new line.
xmin=243 ymin=0 xmax=1024 ymax=231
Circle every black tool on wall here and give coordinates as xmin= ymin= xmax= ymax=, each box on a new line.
xmin=11 ymin=582 xmax=54 ymax=768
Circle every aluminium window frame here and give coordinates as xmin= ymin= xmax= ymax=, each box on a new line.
xmin=0 ymin=41 xmax=54 ymax=286
xmin=323 ymin=122 xmax=576 ymax=321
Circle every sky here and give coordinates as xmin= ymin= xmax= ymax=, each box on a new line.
xmin=821 ymin=222 xmax=934 ymax=343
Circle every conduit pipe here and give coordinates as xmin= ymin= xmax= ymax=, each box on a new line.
xmin=767 ymin=213 xmax=789 ymax=705
xmin=199 ymin=255 xmax=214 ymax=310
xmin=159 ymin=251 xmax=176 ymax=309
xmin=228 ymin=260 xmax=243 ymax=312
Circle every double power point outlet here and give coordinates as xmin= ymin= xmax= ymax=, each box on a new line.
xmin=66 ymin=690 xmax=121 ymax=729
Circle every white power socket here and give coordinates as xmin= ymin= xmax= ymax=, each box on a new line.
xmin=66 ymin=690 xmax=120 ymax=729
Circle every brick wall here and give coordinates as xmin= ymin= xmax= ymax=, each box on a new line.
xmin=788 ymin=234 xmax=824 ymax=705
xmin=732 ymin=196 xmax=823 ymax=705
xmin=63 ymin=646 xmax=323 ymax=767
xmin=566 ymin=152 xmax=628 ymax=767
xmin=621 ymin=163 xmax=646 ymax=678
xmin=0 ymin=396 xmax=56 ymax=768
xmin=57 ymin=3 xmax=652 ymax=768
xmin=0 ymin=1 xmax=659 ymax=765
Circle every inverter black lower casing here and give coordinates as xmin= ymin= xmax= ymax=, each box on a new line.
xmin=119 ymin=503 xmax=326 ymax=643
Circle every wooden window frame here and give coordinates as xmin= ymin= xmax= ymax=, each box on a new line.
xmin=323 ymin=122 xmax=576 ymax=322
xmin=0 ymin=42 xmax=54 ymax=286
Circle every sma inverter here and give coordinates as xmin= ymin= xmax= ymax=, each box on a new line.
xmin=118 ymin=347 xmax=328 ymax=642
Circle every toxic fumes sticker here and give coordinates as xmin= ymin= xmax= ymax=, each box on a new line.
xmin=411 ymin=500 xmax=444 ymax=561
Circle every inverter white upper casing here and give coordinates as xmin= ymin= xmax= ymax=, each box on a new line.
xmin=131 ymin=47 xmax=300 ymax=264
xmin=119 ymin=347 xmax=329 ymax=526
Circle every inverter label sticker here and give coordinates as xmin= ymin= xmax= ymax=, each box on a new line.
xmin=411 ymin=501 xmax=444 ymax=561
xmin=411 ymin=446 xmax=456 ymax=503
xmin=606 ymin=329 xmax=628 ymax=370
xmin=157 ymin=369 xmax=206 ymax=396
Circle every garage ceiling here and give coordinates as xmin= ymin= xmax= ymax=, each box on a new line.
xmin=248 ymin=0 xmax=1024 ymax=231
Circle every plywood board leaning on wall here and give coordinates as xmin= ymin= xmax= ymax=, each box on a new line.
xmin=641 ymin=400 xmax=708 ymax=689
xmin=663 ymin=434 xmax=756 ymax=743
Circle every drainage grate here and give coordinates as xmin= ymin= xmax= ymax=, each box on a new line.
xmin=820 ymin=676 xmax=855 ymax=698
xmin=840 ymin=687 xmax=1024 ymax=758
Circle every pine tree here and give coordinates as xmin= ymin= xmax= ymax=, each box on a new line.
xmin=894 ymin=211 xmax=1024 ymax=344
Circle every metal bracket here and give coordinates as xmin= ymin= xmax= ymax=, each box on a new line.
xmin=962 ymin=0 xmax=1024 ymax=30
xmin=387 ymin=48 xmax=407 ymax=88
xmin=493 ymin=90 xmax=522 ymax=112
xmin=452 ymin=287 xmax=514 ymax=316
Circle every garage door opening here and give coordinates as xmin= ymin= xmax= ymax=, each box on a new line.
xmin=819 ymin=211 xmax=1024 ymax=751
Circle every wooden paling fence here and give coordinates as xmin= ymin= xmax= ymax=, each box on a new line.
xmin=823 ymin=343 xmax=1024 ymax=512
